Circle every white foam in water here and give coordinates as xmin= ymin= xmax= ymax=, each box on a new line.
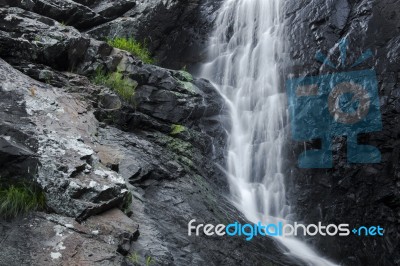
xmin=201 ymin=0 xmax=338 ymax=265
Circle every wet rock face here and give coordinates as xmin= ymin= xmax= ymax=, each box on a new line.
xmin=0 ymin=7 xmax=90 ymax=71
xmin=0 ymin=5 xmax=302 ymax=266
xmin=0 ymin=58 xmax=128 ymax=221
xmin=0 ymin=87 xmax=38 ymax=180
xmin=0 ymin=209 xmax=139 ymax=265
xmin=1 ymin=0 xmax=223 ymax=69
xmin=3 ymin=0 xmax=136 ymax=29
xmin=284 ymin=0 xmax=400 ymax=265
xmin=87 ymin=0 xmax=223 ymax=69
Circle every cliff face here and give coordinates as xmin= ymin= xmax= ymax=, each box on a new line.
xmin=2 ymin=0 xmax=398 ymax=265
xmin=284 ymin=0 xmax=400 ymax=265
xmin=0 ymin=3 xmax=298 ymax=266
xmin=4 ymin=0 xmax=222 ymax=69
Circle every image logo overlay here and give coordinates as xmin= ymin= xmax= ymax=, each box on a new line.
xmin=188 ymin=220 xmax=384 ymax=241
xmin=286 ymin=38 xmax=382 ymax=168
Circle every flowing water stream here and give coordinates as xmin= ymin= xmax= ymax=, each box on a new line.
xmin=201 ymin=0 xmax=338 ymax=265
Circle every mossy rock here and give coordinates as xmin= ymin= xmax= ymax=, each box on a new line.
xmin=177 ymin=80 xmax=196 ymax=94
xmin=175 ymin=70 xmax=193 ymax=82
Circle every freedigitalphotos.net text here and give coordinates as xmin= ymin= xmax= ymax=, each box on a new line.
xmin=188 ymin=220 xmax=384 ymax=241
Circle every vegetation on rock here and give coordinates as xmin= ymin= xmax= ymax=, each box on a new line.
xmin=107 ymin=37 xmax=154 ymax=64
xmin=170 ymin=124 xmax=186 ymax=135
xmin=92 ymin=68 xmax=137 ymax=103
xmin=0 ymin=180 xmax=46 ymax=218
xmin=127 ymin=252 xmax=154 ymax=266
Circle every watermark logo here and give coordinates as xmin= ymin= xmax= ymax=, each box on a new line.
xmin=286 ymin=38 xmax=382 ymax=168
xmin=188 ymin=220 xmax=384 ymax=241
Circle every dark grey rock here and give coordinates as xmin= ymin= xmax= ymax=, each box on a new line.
xmin=1 ymin=0 xmax=222 ymax=69
xmin=0 ymin=3 xmax=302 ymax=266
xmin=0 ymin=209 xmax=138 ymax=265
xmin=284 ymin=0 xmax=400 ymax=265
xmin=4 ymin=0 xmax=103 ymax=29
xmin=0 ymin=7 xmax=90 ymax=70
xmin=0 ymin=87 xmax=38 ymax=179
xmin=0 ymin=58 xmax=128 ymax=221
xmin=3 ymin=0 xmax=135 ymax=29
xmin=87 ymin=0 xmax=224 ymax=69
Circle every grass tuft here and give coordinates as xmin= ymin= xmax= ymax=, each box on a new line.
xmin=170 ymin=124 xmax=186 ymax=135
xmin=145 ymin=256 xmax=154 ymax=266
xmin=107 ymin=37 xmax=154 ymax=64
xmin=127 ymin=252 xmax=139 ymax=264
xmin=92 ymin=68 xmax=137 ymax=103
xmin=0 ymin=182 xmax=46 ymax=218
xmin=127 ymin=252 xmax=154 ymax=266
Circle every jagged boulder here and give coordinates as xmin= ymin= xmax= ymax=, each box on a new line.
xmin=0 ymin=7 xmax=90 ymax=70
xmin=2 ymin=0 xmax=135 ymax=29
xmin=86 ymin=0 xmax=223 ymax=69
xmin=0 ymin=58 xmax=128 ymax=220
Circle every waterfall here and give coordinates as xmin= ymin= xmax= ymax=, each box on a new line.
xmin=201 ymin=0 xmax=338 ymax=265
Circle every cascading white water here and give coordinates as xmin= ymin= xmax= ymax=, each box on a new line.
xmin=201 ymin=0 xmax=338 ymax=265
xmin=202 ymin=0 xmax=286 ymax=224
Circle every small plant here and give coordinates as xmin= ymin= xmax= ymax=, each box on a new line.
xmin=92 ymin=67 xmax=109 ymax=85
xmin=107 ymin=37 xmax=154 ymax=64
xmin=127 ymin=252 xmax=139 ymax=264
xmin=0 ymin=181 xmax=46 ymax=218
xmin=127 ymin=252 xmax=155 ymax=266
xmin=105 ymin=72 xmax=136 ymax=102
xmin=170 ymin=124 xmax=186 ymax=135
xmin=145 ymin=256 xmax=154 ymax=266
xmin=92 ymin=68 xmax=136 ymax=103
xmin=121 ymin=191 xmax=133 ymax=216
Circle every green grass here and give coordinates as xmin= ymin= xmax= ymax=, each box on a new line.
xmin=121 ymin=191 xmax=133 ymax=215
xmin=127 ymin=252 xmax=154 ymax=266
xmin=127 ymin=252 xmax=139 ymax=264
xmin=0 ymin=182 xmax=46 ymax=218
xmin=145 ymin=256 xmax=154 ymax=266
xmin=107 ymin=37 xmax=154 ymax=64
xmin=170 ymin=124 xmax=186 ymax=135
xmin=92 ymin=68 xmax=137 ymax=103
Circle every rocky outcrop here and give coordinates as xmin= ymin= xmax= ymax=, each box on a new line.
xmin=0 ymin=5 xmax=299 ymax=266
xmin=0 ymin=0 xmax=222 ymax=69
xmin=284 ymin=0 xmax=400 ymax=265
xmin=0 ymin=57 xmax=128 ymax=220
xmin=0 ymin=80 xmax=38 ymax=180
xmin=3 ymin=0 xmax=136 ymax=29
xmin=87 ymin=0 xmax=222 ymax=69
